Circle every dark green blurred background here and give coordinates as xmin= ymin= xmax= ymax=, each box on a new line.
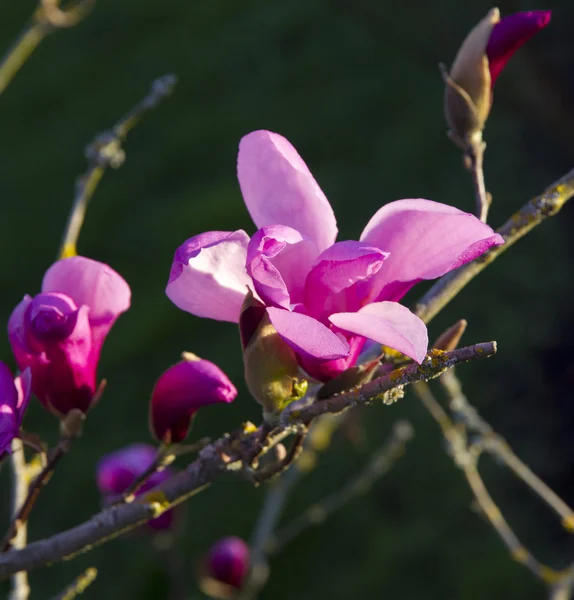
xmin=1 ymin=0 xmax=574 ymax=598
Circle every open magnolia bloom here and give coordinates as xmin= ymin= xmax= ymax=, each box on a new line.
xmin=0 ymin=363 xmax=31 ymax=457
xmin=8 ymin=256 xmax=131 ymax=415
xmin=167 ymin=131 xmax=504 ymax=382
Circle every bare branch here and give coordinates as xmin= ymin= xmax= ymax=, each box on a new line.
xmin=0 ymin=342 xmax=495 ymax=579
xmin=51 ymin=567 xmax=97 ymax=600
xmin=415 ymin=168 xmax=574 ymax=324
xmin=8 ymin=439 xmax=30 ymax=600
xmin=0 ymin=0 xmax=93 ymax=96
xmin=58 ymin=73 xmax=177 ymax=259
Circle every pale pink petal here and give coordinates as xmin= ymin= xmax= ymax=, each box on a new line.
xmin=247 ymin=225 xmax=318 ymax=308
xmin=43 ymin=256 xmax=131 ymax=328
xmin=266 ymin=307 xmax=349 ymax=360
xmin=360 ymin=199 xmax=504 ymax=301
xmin=238 ymin=131 xmax=338 ymax=252
xmin=304 ymin=241 xmax=389 ymax=321
xmin=329 ymin=301 xmax=428 ymax=363
xmin=166 ymin=231 xmax=252 ymax=323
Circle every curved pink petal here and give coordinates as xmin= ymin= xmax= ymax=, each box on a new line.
xmin=304 ymin=241 xmax=389 ymax=321
xmin=298 ymin=335 xmax=367 ymax=382
xmin=266 ymin=307 xmax=349 ymax=361
xmin=0 ymin=362 xmax=17 ymax=413
xmin=360 ymin=199 xmax=504 ymax=301
xmin=238 ymin=131 xmax=338 ymax=252
xmin=42 ymin=256 xmax=131 ymax=349
xmin=247 ymin=225 xmax=318 ymax=309
xmin=487 ymin=11 xmax=551 ymax=85
xmin=167 ymin=230 xmax=252 ymax=323
xmin=329 ymin=302 xmax=428 ymax=363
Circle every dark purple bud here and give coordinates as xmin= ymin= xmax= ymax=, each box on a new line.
xmin=206 ymin=536 xmax=250 ymax=589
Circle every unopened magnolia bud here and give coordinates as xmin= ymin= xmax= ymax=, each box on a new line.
xmin=444 ymin=9 xmax=551 ymax=148
xmin=432 ymin=319 xmax=468 ymax=352
xmin=444 ymin=9 xmax=499 ymax=147
xmin=240 ymin=294 xmax=307 ymax=416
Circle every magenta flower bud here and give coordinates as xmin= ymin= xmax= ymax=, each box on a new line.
xmin=8 ymin=256 xmax=131 ymax=416
xmin=206 ymin=536 xmax=250 ymax=589
xmin=96 ymin=443 xmax=175 ymax=530
xmin=149 ymin=357 xmax=237 ymax=444
xmin=0 ymin=364 xmax=31 ymax=457
xmin=445 ymin=9 xmax=551 ymax=146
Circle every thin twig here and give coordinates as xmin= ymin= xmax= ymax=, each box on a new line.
xmin=414 ymin=167 xmax=574 ymax=324
xmin=2 ymin=430 xmax=78 ymax=552
xmin=440 ymin=370 xmax=574 ymax=529
xmin=268 ymin=420 xmax=414 ymax=554
xmin=0 ymin=0 xmax=93 ymax=96
xmin=58 ymin=73 xmax=177 ymax=258
xmin=51 ymin=567 xmax=98 ymax=600
xmin=414 ymin=382 xmax=562 ymax=583
xmin=465 ymin=137 xmax=490 ymax=222
xmin=8 ymin=439 xmax=30 ymax=600
xmin=0 ymin=342 xmax=495 ymax=578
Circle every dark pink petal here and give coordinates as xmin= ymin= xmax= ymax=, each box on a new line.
xmin=266 ymin=307 xmax=349 ymax=361
xmin=298 ymin=335 xmax=367 ymax=382
xmin=329 ymin=302 xmax=428 ymax=363
xmin=8 ymin=293 xmax=96 ymax=415
xmin=42 ymin=256 xmax=131 ymax=351
xmin=486 ymin=11 xmax=551 ymax=85
xmin=167 ymin=230 xmax=252 ymax=323
xmin=246 ymin=225 xmax=318 ymax=309
xmin=238 ymin=131 xmax=338 ymax=252
xmin=207 ymin=536 xmax=250 ymax=589
xmin=150 ymin=359 xmax=237 ymax=444
xmin=360 ymin=199 xmax=504 ymax=302
xmin=304 ymin=241 xmax=389 ymax=321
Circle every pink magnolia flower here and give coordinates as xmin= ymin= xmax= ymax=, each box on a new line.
xmin=149 ymin=358 xmax=237 ymax=444
xmin=205 ymin=536 xmax=250 ymax=589
xmin=97 ymin=443 xmax=175 ymax=530
xmin=0 ymin=364 xmax=31 ymax=457
xmin=167 ymin=131 xmax=503 ymax=381
xmin=8 ymin=256 xmax=131 ymax=415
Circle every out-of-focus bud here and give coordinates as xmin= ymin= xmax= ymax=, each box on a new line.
xmin=0 ymin=364 xmax=31 ymax=458
xmin=96 ymin=443 xmax=175 ymax=530
xmin=432 ymin=319 xmax=468 ymax=352
xmin=7 ymin=256 xmax=131 ymax=416
xmin=444 ymin=9 xmax=551 ymax=148
xmin=149 ymin=356 xmax=237 ymax=444
xmin=199 ymin=536 xmax=250 ymax=597
xmin=240 ymin=292 xmax=308 ymax=419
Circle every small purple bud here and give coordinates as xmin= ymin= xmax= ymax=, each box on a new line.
xmin=96 ymin=443 xmax=175 ymax=531
xmin=149 ymin=358 xmax=237 ymax=444
xmin=206 ymin=536 xmax=250 ymax=589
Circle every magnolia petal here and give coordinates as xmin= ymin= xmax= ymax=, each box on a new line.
xmin=246 ymin=225 xmax=318 ymax=308
xmin=487 ymin=11 xmax=552 ymax=85
xmin=14 ymin=368 xmax=32 ymax=418
xmin=43 ymin=256 xmax=131 ymax=328
xmin=238 ymin=130 xmax=338 ymax=252
xmin=360 ymin=199 xmax=504 ymax=301
xmin=166 ymin=230 xmax=252 ymax=323
xmin=266 ymin=307 xmax=349 ymax=361
xmin=0 ymin=362 xmax=17 ymax=413
xmin=329 ymin=301 xmax=428 ymax=363
xmin=304 ymin=240 xmax=389 ymax=320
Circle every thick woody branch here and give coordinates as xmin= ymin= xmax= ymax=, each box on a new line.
xmin=415 ymin=168 xmax=574 ymax=324
xmin=0 ymin=342 xmax=495 ymax=579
